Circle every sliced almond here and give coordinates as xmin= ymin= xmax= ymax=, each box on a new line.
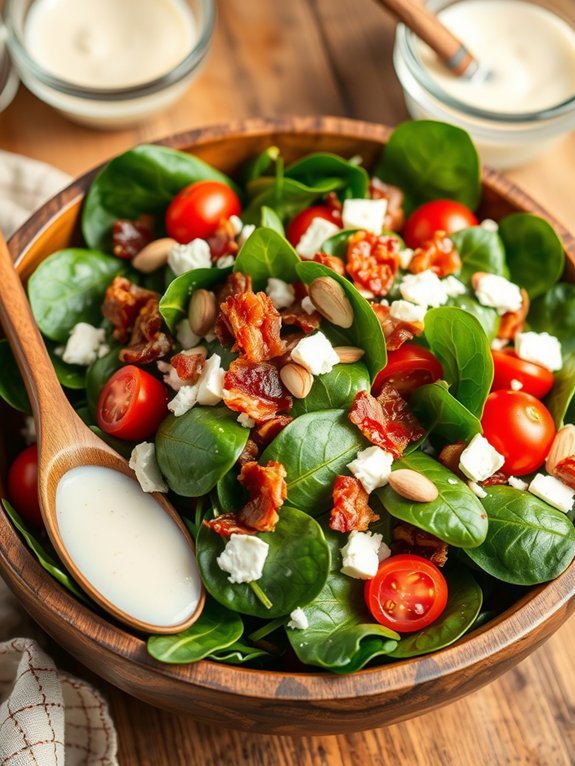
xmin=334 ymin=346 xmax=365 ymax=364
xmin=546 ymin=425 xmax=575 ymax=474
xmin=280 ymin=362 xmax=313 ymax=399
xmin=388 ymin=469 xmax=439 ymax=503
xmin=131 ymin=238 xmax=177 ymax=273
xmin=189 ymin=289 xmax=217 ymax=337
xmin=308 ymin=277 xmax=354 ymax=328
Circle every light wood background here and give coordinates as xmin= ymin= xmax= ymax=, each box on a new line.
xmin=1 ymin=0 xmax=574 ymax=763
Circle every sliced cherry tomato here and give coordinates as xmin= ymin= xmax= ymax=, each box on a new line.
xmin=481 ymin=390 xmax=556 ymax=475
xmin=165 ymin=181 xmax=242 ymax=243
xmin=97 ymin=365 xmax=168 ymax=441
xmin=365 ymin=554 xmax=448 ymax=633
xmin=7 ymin=445 xmax=42 ymax=527
xmin=491 ymin=349 xmax=554 ymax=400
xmin=372 ymin=344 xmax=443 ymax=398
xmin=286 ymin=205 xmax=340 ymax=247
xmin=403 ymin=199 xmax=478 ymax=250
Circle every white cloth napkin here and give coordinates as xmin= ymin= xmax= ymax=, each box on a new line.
xmin=0 ymin=151 xmax=119 ymax=764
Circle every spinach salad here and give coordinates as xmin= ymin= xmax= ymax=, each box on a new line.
xmin=3 ymin=120 xmax=575 ymax=673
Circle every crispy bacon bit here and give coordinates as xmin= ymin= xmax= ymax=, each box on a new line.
xmin=281 ymin=301 xmax=322 ymax=334
xmin=171 ymin=350 xmax=205 ymax=385
xmin=481 ymin=470 xmax=509 ymax=487
xmin=392 ymin=521 xmax=448 ymax=567
xmin=223 ymin=359 xmax=292 ymax=422
xmin=236 ymin=460 xmax=287 ymax=532
xmin=329 ymin=475 xmax=380 ymax=532
xmin=313 ymin=252 xmax=346 ymax=276
xmin=102 ymin=276 xmax=160 ymax=343
xmin=237 ymin=439 xmax=260 ymax=466
xmin=252 ymin=415 xmax=293 ymax=448
xmin=349 ymin=386 xmax=425 ymax=458
xmin=409 ymin=231 xmax=462 ymax=277
xmin=369 ymin=178 xmax=405 ymax=232
xmin=112 ymin=215 xmax=154 ymax=260
xmin=216 ymin=271 xmax=253 ymax=304
xmin=207 ymin=219 xmax=240 ymax=260
xmin=497 ymin=288 xmax=530 ymax=340
xmin=438 ymin=442 xmax=466 ymax=478
xmin=372 ymin=303 xmax=424 ymax=351
xmin=325 ymin=191 xmax=343 ymax=219
xmin=119 ymin=298 xmax=173 ymax=365
xmin=346 ymin=231 xmax=400 ymax=297
xmin=219 ymin=290 xmax=286 ymax=362
xmin=203 ymin=514 xmax=256 ymax=538
xmin=550 ymin=457 xmax=575 ymax=489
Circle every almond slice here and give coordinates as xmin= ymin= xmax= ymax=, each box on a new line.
xmin=546 ymin=425 xmax=575 ymax=474
xmin=131 ymin=238 xmax=177 ymax=273
xmin=280 ymin=362 xmax=313 ymax=399
xmin=334 ymin=346 xmax=365 ymax=364
xmin=188 ymin=289 xmax=217 ymax=337
xmin=388 ymin=469 xmax=439 ymax=503
xmin=308 ymin=277 xmax=354 ymax=328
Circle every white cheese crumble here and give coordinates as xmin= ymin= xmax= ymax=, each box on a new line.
xmin=129 ymin=442 xmax=168 ymax=493
xmin=398 ymin=248 xmax=415 ymax=271
xmin=510 ymin=378 xmax=523 ymax=391
xmin=295 ymin=217 xmax=340 ymax=259
xmin=491 ymin=337 xmax=508 ymax=351
xmin=515 ymin=331 xmax=563 ymax=372
xmin=528 ymin=474 xmax=575 ymax=512
xmin=443 ymin=275 xmax=467 ymax=297
xmin=228 ymin=214 xmax=243 ymax=236
xmin=508 ymin=475 xmax=529 ymax=491
xmin=341 ymin=198 xmax=387 ymax=234
xmin=217 ymin=534 xmax=269 ymax=583
xmin=168 ymin=384 xmax=199 ymax=417
xmin=238 ymin=224 xmax=256 ymax=247
xmin=474 ymin=274 xmax=523 ymax=315
xmin=266 ymin=278 xmax=296 ymax=310
xmin=176 ymin=318 xmax=201 ymax=350
xmin=300 ymin=296 xmax=316 ymax=315
xmin=340 ymin=530 xmax=384 ymax=580
xmin=468 ymin=480 xmax=487 ymax=499
xmin=62 ymin=322 xmax=107 ymax=366
xmin=237 ymin=413 xmax=256 ymax=429
xmin=216 ymin=254 xmax=236 ymax=269
xmin=459 ymin=434 xmax=505 ymax=482
xmin=168 ymin=239 xmax=211 ymax=276
xmin=197 ymin=354 xmax=225 ymax=406
xmin=480 ymin=218 xmax=499 ymax=232
xmin=389 ymin=300 xmax=426 ymax=324
xmin=347 ymin=446 xmax=394 ymax=494
xmin=287 ymin=607 xmax=309 ymax=630
xmin=291 ymin=331 xmax=339 ymax=375
xmin=399 ymin=270 xmax=448 ymax=307
xmin=157 ymin=360 xmax=184 ymax=391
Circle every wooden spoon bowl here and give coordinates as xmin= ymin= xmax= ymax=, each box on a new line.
xmin=0 ymin=116 xmax=574 ymax=735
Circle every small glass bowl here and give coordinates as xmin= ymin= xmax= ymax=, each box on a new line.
xmin=3 ymin=0 xmax=215 ymax=129
xmin=393 ymin=0 xmax=575 ymax=169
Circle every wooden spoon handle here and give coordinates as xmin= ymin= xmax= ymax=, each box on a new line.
xmin=375 ymin=0 xmax=476 ymax=75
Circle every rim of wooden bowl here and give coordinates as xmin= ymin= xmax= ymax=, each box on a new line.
xmin=2 ymin=115 xmax=575 ymax=703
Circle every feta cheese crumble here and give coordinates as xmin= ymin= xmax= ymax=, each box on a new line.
xmin=300 ymin=296 xmax=316 ymax=315
xmin=291 ymin=331 xmax=339 ymax=375
xmin=398 ymin=248 xmax=414 ymax=271
xmin=216 ymin=254 xmax=236 ymax=269
xmin=340 ymin=530 xmax=384 ymax=580
xmin=347 ymin=446 xmax=394 ymax=494
xmin=389 ymin=300 xmax=426 ymax=324
xmin=508 ymin=476 xmax=529 ymax=491
xmin=197 ymin=354 xmax=225 ymax=406
xmin=528 ymin=474 xmax=575 ymax=513
xmin=491 ymin=338 xmax=508 ymax=351
xmin=468 ymin=480 xmax=487 ymax=499
xmin=295 ymin=217 xmax=340 ymax=259
xmin=443 ymin=275 xmax=467 ymax=297
xmin=168 ymin=239 xmax=211 ymax=276
xmin=216 ymin=534 xmax=269 ymax=583
xmin=287 ymin=607 xmax=309 ymax=630
xmin=175 ymin=318 xmax=201 ymax=350
xmin=167 ymin=384 xmax=199 ymax=416
xmin=62 ymin=322 xmax=107 ymax=366
xmin=342 ymin=198 xmax=387 ymax=234
xmin=238 ymin=224 xmax=256 ymax=247
xmin=237 ymin=413 xmax=256 ymax=429
xmin=459 ymin=434 xmax=505 ymax=482
xmin=266 ymin=278 xmax=296 ymax=310
xmin=228 ymin=214 xmax=243 ymax=236
xmin=515 ymin=331 xmax=563 ymax=371
xmin=480 ymin=218 xmax=499 ymax=232
xmin=399 ymin=270 xmax=448 ymax=307
xmin=474 ymin=274 xmax=523 ymax=315
xmin=129 ymin=442 xmax=168 ymax=493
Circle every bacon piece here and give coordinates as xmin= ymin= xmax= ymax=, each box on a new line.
xmin=346 ymin=231 xmax=400 ymax=297
xmin=438 ymin=442 xmax=466 ymax=479
xmin=551 ymin=457 xmax=575 ymax=490
xmin=171 ymin=350 xmax=205 ymax=385
xmin=281 ymin=301 xmax=322 ymax=334
xmin=207 ymin=219 xmax=240 ymax=260
xmin=372 ymin=303 xmax=424 ymax=351
xmin=392 ymin=521 xmax=448 ymax=567
xmin=112 ymin=215 xmax=154 ymax=260
xmin=252 ymin=415 xmax=293 ymax=448
xmin=481 ymin=470 xmax=509 ymax=487
xmin=497 ymin=288 xmax=530 ymax=340
xmin=369 ymin=178 xmax=405 ymax=232
xmin=119 ymin=298 xmax=173 ymax=365
xmin=348 ymin=386 xmax=425 ymax=458
xmin=236 ymin=460 xmax=287 ymax=532
xmin=203 ymin=515 xmax=256 ymax=538
xmin=216 ymin=271 xmax=253 ymax=304
xmin=223 ymin=359 xmax=292 ymax=422
xmin=313 ymin=252 xmax=346 ymax=276
xmin=237 ymin=439 xmax=260 ymax=467
xmin=329 ymin=475 xmax=380 ymax=532
xmin=102 ymin=276 xmax=160 ymax=343
xmin=409 ymin=231 xmax=462 ymax=277
xmin=219 ymin=290 xmax=286 ymax=362
xmin=324 ymin=191 xmax=343 ymax=220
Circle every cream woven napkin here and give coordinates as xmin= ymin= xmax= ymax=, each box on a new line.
xmin=0 ymin=151 xmax=118 ymax=764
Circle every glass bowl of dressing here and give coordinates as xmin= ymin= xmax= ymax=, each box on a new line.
xmin=3 ymin=0 xmax=215 ymax=129
xmin=393 ymin=0 xmax=575 ymax=169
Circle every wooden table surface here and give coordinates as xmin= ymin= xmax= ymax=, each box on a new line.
xmin=1 ymin=1 xmax=574 ymax=763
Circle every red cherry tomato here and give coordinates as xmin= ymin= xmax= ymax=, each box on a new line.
xmin=403 ymin=200 xmax=478 ymax=249
xmin=481 ymin=390 xmax=556 ymax=475
xmin=7 ymin=445 xmax=42 ymax=527
xmin=491 ymin=349 xmax=554 ymax=400
xmin=165 ymin=181 xmax=242 ymax=243
xmin=365 ymin=554 xmax=448 ymax=633
xmin=97 ymin=366 xmax=168 ymax=441
xmin=286 ymin=205 xmax=340 ymax=247
xmin=372 ymin=343 xmax=443 ymax=398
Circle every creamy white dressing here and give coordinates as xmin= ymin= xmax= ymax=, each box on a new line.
xmin=417 ymin=0 xmax=575 ymax=113
xmin=24 ymin=0 xmax=196 ymax=89
xmin=56 ymin=466 xmax=202 ymax=627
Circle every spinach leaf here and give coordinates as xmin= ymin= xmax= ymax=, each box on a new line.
xmin=290 ymin=362 xmax=371 ymax=417
xmin=546 ymin=353 xmax=575 ymax=429
xmin=196 ymin=506 xmax=330 ymax=618
xmin=260 ymin=206 xmax=285 ymax=235
xmin=376 ymin=121 xmax=481 ymax=214
xmin=388 ymin=567 xmax=482 ymax=658
xmin=233 ymin=227 xmax=300 ymax=290
xmin=208 ymin=641 xmax=271 ymax=665
xmin=499 ymin=213 xmax=565 ymax=299
xmin=85 ymin=346 xmax=123 ymax=417
xmin=28 ymin=249 xmax=127 ymax=343
xmin=82 ymin=145 xmax=238 ymax=250
xmin=410 ymin=381 xmax=482 ymax=444
xmin=377 ymin=451 xmax=488 ymax=548
xmin=296 ymin=261 xmax=387 ymax=380
xmin=216 ymin=470 xmax=246 ymax=513
xmin=450 ymin=226 xmax=508 ymax=281
xmin=0 ymin=340 xmax=31 ymax=413
xmin=243 ymin=177 xmax=344 ymax=226
xmin=158 ymin=266 xmax=231 ymax=334
xmin=147 ymin=597 xmax=243 ymax=664
xmin=448 ymin=294 xmax=499 ymax=342
xmin=47 ymin=343 xmax=86 ymax=390
xmin=424 ymin=306 xmax=493 ymax=417
xmin=320 ymin=229 xmax=359 ymax=258
xmin=465 ymin=486 xmax=575 ymax=585
xmin=285 ymin=152 xmax=369 ymax=199
xmin=529 ymin=283 xmax=575 ymax=355
xmin=156 ymin=407 xmax=249 ymax=496
xmin=240 ymin=146 xmax=280 ymax=184
xmin=262 ymin=409 xmax=366 ymax=515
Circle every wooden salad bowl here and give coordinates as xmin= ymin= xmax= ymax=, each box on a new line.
xmin=0 ymin=116 xmax=574 ymax=735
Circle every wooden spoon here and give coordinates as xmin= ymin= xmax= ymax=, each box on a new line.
xmin=0 ymin=235 xmax=205 ymax=634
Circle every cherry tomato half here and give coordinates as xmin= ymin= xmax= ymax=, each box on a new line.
xmin=286 ymin=205 xmax=341 ymax=247
xmin=403 ymin=199 xmax=478 ymax=250
xmin=365 ymin=554 xmax=448 ymax=633
xmin=481 ymin=390 xmax=556 ymax=475
xmin=7 ymin=445 xmax=42 ymax=527
xmin=491 ymin=349 xmax=555 ymax=400
xmin=165 ymin=181 xmax=242 ymax=243
xmin=372 ymin=343 xmax=443 ymax=398
xmin=97 ymin=366 xmax=168 ymax=441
